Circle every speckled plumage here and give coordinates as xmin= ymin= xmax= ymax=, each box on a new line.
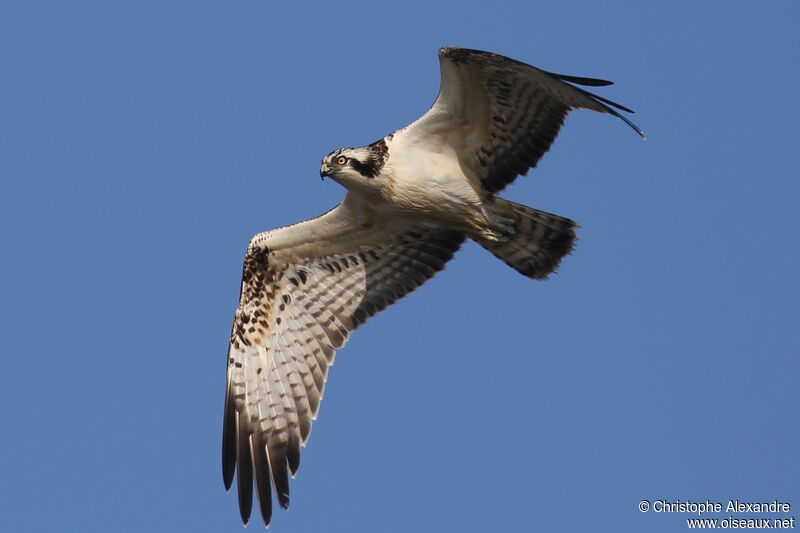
xmin=223 ymin=47 xmax=641 ymax=527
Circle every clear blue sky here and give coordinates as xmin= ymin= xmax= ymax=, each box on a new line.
xmin=1 ymin=2 xmax=797 ymax=532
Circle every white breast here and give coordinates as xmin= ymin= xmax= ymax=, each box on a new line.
xmin=383 ymin=133 xmax=487 ymax=225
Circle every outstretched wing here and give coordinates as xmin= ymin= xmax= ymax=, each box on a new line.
xmin=399 ymin=47 xmax=643 ymax=194
xmin=222 ymin=195 xmax=464 ymax=526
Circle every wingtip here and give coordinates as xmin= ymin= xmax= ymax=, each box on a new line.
xmin=546 ymin=70 xmax=615 ymax=87
xmin=620 ymin=114 xmax=646 ymax=139
xmin=275 ymin=479 xmax=291 ymax=510
xmin=577 ymin=89 xmax=645 ymax=138
xmin=620 ymin=113 xmax=646 ymax=139
xmin=222 ymin=450 xmax=235 ymax=491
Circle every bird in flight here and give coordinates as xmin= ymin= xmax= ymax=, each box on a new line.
xmin=222 ymin=46 xmax=643 ymax=527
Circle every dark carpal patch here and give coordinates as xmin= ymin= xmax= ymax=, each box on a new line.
xmin=231 ymin=245 xmax=282 ymax=348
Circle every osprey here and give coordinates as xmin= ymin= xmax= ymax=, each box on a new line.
xmin=222 ymin=47 xmax=642 ymax=526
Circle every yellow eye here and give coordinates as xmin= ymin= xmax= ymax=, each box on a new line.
xmin=336 ymin=156 xmax=348 ymax=165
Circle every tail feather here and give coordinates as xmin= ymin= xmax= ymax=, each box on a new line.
xmin=476 ymin=198 xmax=578 ymax=279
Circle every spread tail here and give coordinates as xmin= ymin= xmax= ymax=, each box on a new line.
xmin=475 ymin=198 xmax=578 ymax=279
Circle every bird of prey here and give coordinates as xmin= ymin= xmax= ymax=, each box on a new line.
xmin=222 ymin=46 xmax=642 ymax=527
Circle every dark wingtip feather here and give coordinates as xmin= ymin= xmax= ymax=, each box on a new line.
xmin=572 ymin=85 xmax=646 ymax=138
xmin=545 ymin=70 xmax=614 ymax=87
xmin=287 ymin=437 xmax=301 ymax=477
xmin=236 ymin=415 xmax=254 ymax=525
xmin=251 ymin=436 xmax=273 ymax=527
xmin=574 ymin=88 xmax=645 ymax=138
xmin=268 ymin=443 xmax=291 ymax=510
xmin=581 ymin=90 xmax=645 ymax=138
xmin=222 ymin=388 xmax=237 ymax=491
xmin=609 ymin=108 xmax=646 ymax=139
xmin=546 ymin=68 xmax=645 ymax=138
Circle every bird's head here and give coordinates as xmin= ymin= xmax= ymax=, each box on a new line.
xmin=319 ymin=139 xmax=389 ymax=195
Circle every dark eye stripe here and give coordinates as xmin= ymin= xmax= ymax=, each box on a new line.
xmin=349 ymin=157 xmax=380 ymax=179
xmin=328 ymin=138 xmax=388 ymax=179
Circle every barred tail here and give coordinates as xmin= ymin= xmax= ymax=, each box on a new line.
xmin=476 ymin=198 xmax=579 ymax=279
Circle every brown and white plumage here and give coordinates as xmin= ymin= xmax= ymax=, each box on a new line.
xmin=222 ymin=47 xmax=642 ymax=527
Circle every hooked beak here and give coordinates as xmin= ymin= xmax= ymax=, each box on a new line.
xmin=319 ymin=163 xmax=331 ymax=180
